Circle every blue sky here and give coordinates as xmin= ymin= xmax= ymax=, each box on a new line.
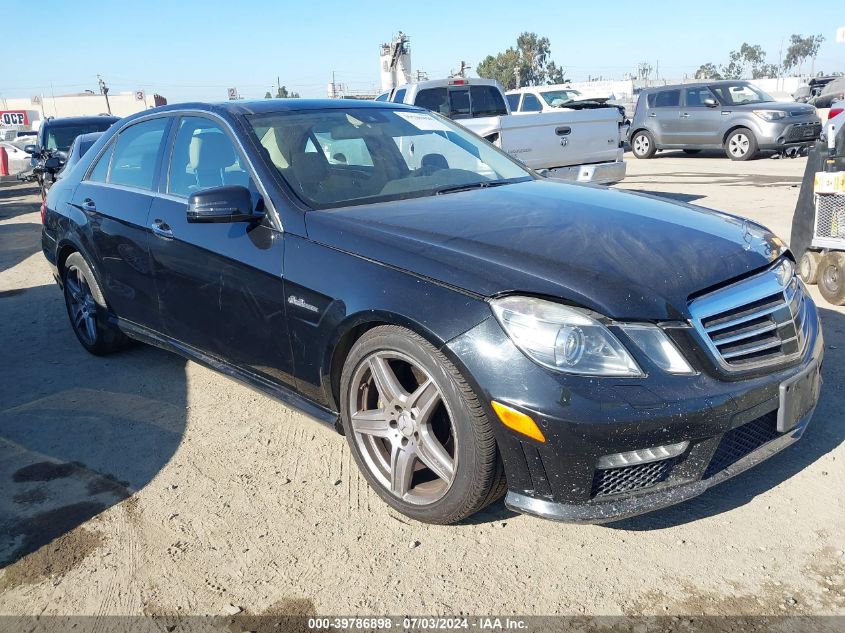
xmin=1 ymin=0 xmax=842 ymax=103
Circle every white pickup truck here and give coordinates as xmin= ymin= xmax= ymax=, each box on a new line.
xmin=381 ymin=77 xmax=626 ymax=184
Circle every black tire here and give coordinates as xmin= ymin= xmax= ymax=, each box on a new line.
xmin=62 ymin=252 xmax=129 ymax=355
xmin=340 ymin=325 xmax=504 ymax=524
xmin=683 ymin=149 xmax=702 ymax=155
xmin=799 ymin=251 xmax=822 ymax=285
xmin=630 ymin=130 xmax=657 ymax=159
xmin=724 ymin=128 xmax=759 ymax=161
xmin=818 ymin=252 xmax=845 ymax=305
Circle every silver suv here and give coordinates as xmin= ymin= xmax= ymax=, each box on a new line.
xmin=629 ymin=81 xmax=821 ymax=161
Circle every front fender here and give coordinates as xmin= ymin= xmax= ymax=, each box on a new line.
xmin=282 ymin=234 xmax=491 ymax=408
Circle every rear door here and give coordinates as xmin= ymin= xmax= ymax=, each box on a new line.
xmin=679 ymin=86 xmax=722 ymax=146
xmin=645 ymin=89 xmax=682 ymax=145
xmin=70 ymin=116 xmax=171 ymax=330
xmin=147 ymin=114 xmax=294 ymax=386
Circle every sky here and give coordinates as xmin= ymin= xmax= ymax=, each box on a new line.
xmin=1 ymin=0 xmax=842 ymax=104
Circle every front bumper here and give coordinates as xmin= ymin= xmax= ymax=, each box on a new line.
xmin=545 ymin=158 xmax=626 ymax=185
xmin=757 ymin=118 xmax=822 ymax=148
xmin=445 ymin=299 xmax=823 ymax=524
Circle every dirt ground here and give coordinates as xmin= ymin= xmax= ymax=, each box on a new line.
xmin=0 ymin=151 xmax=843 ymax=618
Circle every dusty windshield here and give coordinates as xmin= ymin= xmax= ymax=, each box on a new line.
xmin=539 ymin=89 xmax=583 ymax=107
xmin=710 ymin=83 xmax=774 ymax=106
xmin=248 ymin=107 xmax=532 ymax=209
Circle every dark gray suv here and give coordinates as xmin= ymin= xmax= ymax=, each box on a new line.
xmin=629 ymin=81 xmax=821 ymax=161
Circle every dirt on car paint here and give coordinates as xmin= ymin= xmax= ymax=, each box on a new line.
xmin=0 ymin=164 xmax=843 ymax=619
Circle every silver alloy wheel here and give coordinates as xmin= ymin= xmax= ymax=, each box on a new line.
xmin=728 ymin=133 xmax=750 ymax=157
xmin=633 ymin=133 xmax=650 ymax=156
xmin=65 ymin=265 xmax=98 ymax=346
xmin=348 ymin=351 xmax=457 ymax=505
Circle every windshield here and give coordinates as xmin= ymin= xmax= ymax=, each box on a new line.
xmin=539 ymin=89 xmax=583 ymax=107
xmin=45 ymin=121 xmax=114 ymax=152
xmin=709 ymin=83 xmax=774 ymax=106
xmin=247 ymin=107 xmax=532 ymax=209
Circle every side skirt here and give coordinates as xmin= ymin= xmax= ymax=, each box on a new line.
xmin=116 ymin=318 xmax=342 ymax=431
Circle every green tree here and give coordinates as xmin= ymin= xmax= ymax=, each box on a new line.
xmin=276 ymin=85 xmax=300 ymax=98
xmin=476 ymin=32 xmax=566 ymax=89
xmin=719 ymin=43 xmax=776 ymax=79
xmin=784 ymin=34 xmax=825 ymax=76
xmin=264 ymin=91 xmax=272 ymax=99
xmin=695 ymin=63 xmax=722 ymax=80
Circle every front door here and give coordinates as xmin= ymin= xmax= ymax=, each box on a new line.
xmin=147 ymin=115 xmax=294 ymax=386
xmin=70 ymin=116 xmax=171 ymax=330
xmin=679 ymin=86 xmax=723 ymax=146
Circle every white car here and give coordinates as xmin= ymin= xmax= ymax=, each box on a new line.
xmin=0 ymin=142 xmax=31 ymax=162
xmin=825 ymin=100 xmax=843 ymax=140
xmin=388 ymin=78 xmax=626 ymax=184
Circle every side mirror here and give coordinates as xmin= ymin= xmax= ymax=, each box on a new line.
xmin=186 ymin=185 xmax=262 ymax=223
xmin=43 ymin=155 xmax=64 ymax=170
xmin=703 ymin=98 xmax=718 ymax=108
xmin=24 ymin=144 xmax=39 ymax=155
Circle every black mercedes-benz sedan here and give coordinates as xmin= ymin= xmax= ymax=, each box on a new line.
xmin=41 ymin=99 xmax=823 ymax=524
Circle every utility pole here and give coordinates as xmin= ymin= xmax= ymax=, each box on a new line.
xmin=277 ymin=75 xmax=281 ymax=98
xmin=97 ymin=75 xmax=111 ymax=114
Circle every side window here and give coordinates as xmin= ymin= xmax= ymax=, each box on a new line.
xmin=391 ymin=88 xmax=407 ymax=103
xmin=168 ymin=116 xmax=253 ymax=197
xmin=653 ymin=90 xmax=681 ymax=108
xmin=87 ymin=140 xmax=115 ymax=183
xmin=506 ymin=94 xmax=520 ymax=111
xmin=415 ymin=88 xmax=449 ymax=115
xmin=521 ymin=93 xmax=543 ymax=112
xmin=108 ymin=118 xmax=169 ymax=190
xmin=685 ymin=87 xmax=715 ymax=107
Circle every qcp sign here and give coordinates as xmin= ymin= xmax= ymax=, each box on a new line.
xmin=0 ymin=111 xmax=29 ymax=127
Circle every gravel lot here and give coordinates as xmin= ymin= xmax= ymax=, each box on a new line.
xmin=0 ymin=151 xmax=843 ymax=618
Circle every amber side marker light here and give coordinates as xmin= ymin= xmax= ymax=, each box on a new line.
xmin=491 ymin=401 xmax=545 ymax=443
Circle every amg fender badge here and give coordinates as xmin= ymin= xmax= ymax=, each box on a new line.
xmin=287 ymin=296 xmax=319 ymax=313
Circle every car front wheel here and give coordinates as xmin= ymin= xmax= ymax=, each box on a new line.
xmin=340 ymin=326 xmax=504 ymax=524
xmin=725 ymin=128 xmax=758 ymax=161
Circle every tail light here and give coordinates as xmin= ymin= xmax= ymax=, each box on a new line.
xmin=830 ymin=106 xmax=843 ymax=119
xmin=40 ymin=198 xmax=47 ymax=225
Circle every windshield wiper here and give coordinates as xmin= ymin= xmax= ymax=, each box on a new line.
xmin=434 ymin=179 xmax=515 ymax=196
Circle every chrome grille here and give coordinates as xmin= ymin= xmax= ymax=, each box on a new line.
xmin=689 ymin=260 xmax=809 ymax=371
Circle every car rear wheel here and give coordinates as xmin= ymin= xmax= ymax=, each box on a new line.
xmin=62 ymin=253 xmax=129 ymax=355
xmin=799 ymin=251 xmax=822 ymax=285
xmin=818 ymin=252 xmax=845 ymax=305
xmin=631 ymin=130 xmax=657 ymax=159
xmin=340 ymin=325 xmax=504 ymax=524
xmin=725 ymin=128 xmax=758 ymax=161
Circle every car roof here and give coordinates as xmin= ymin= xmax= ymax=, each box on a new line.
xmin=43 ymin=115 xmax=120 ymax=127
xmin=640 ymin=80 xmax=753 ymax=93
xmin=144 ymin=99 xmax=419 ymax=117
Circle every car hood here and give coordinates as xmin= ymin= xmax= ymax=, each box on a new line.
xmin=305 ymin=181 xmax=786 ymax=320
xmin=733 ymin=102 xmax=817 ymax=117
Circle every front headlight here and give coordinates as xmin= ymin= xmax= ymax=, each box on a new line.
xmin=490 ymin=296 xmax=643 ymax=376
xmin=753 ymin=109 xmax=787 ymax=121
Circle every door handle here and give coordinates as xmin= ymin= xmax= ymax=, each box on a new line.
xmin=721 ymin=110 xmax=731 ymax=115
xmin=82 ymin=199 xmax=96 ymax=212
xmin=680 ymin=113 xmax=691 ymax=118
xmin=151 ymin=219 xmax=174 ymax=239
xmin=555 ymin=126 xmax=572 ymax=136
